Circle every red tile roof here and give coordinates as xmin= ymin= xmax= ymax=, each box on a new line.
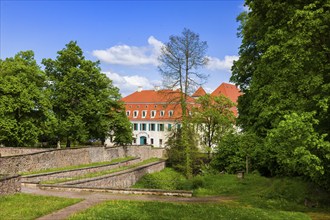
xmin=122 ymin=89 xmax=195 ymax=103
xmin=192 ymin=87 xmax=207 ymax=97
xmin=121 ymin=89 xmax=195 ymax=121
xmin=122 ymin=83 xmax=241 ymax=120
xmin=211 ymin=83 xmax=241 ymax=104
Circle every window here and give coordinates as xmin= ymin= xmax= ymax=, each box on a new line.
xmin=154 ymin=105 xmax=157 ymax=108
xmin=158 ymin=123 xmax=164 ymax=131
xmin=160 ymin=110 xmax=165 ymax=117
xmin=142 ymin=110 xmax=147 ymax=118
xmin=159 ymin=139 xmax=163 ymax=147
xmin=151 ymin=138 xmax=154 ymax=145
xmin=133 ymin=123 xmax=138 ymax=131
xmin=140 ymin=123 xmax=147 ymax=131
xmin=168 ymin=110 xmax=174 ymax=117
xmin=151 ymin=110 xmax=156 ymax=118
xmin=133 ymin=110 xmax=138 ymax=118
xmin=145 ymin=105 xmax=148 ymax=108
xmin=133 ymin=138 xmax=136 ymax=144
xmin=177 ymin=124 xmax=181 ymax=129
xmin=150 ymin=123 xmax=156 ymax=131
xmin=168 ymin=124 xmax=172 ymax=131
xmin=126 ymin=111 xmax=130 ymax=116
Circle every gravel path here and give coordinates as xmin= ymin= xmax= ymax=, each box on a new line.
xmin=22 ymin=186 xmax=233 ymax=220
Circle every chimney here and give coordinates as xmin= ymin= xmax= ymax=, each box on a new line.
xmin=137 ymin=86 xmax=143 ymax=92
xmin=154 ymin=86 xmax=160 ymax=91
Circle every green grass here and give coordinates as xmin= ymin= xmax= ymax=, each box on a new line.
xmin=20 ymin=156 xmax=135 ymax=176
xmin=41 ymin=158 xmax=161 ymax=184
xmin=133 ymin=169 xmax=330 ymax=219
xmin=0 ymin=193 xmax=81 ymax=220
xmin=68 ymin=200 xmax=309 ymax=220
xmin=132 ymin=168 xmax=186 ymax=190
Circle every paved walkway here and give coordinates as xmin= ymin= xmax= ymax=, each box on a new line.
xmin=22 ymin=186 xmax=233 ymax=220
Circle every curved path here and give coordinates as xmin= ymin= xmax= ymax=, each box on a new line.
xmin=22 ymin=186 xmax=233 ymax=220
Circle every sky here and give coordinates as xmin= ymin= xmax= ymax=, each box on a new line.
xmin=1 ymin=0 xmax=246 ymax=96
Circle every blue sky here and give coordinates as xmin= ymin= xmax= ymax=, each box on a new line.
xmin=1 ymin=0 xmax=245 ymax=96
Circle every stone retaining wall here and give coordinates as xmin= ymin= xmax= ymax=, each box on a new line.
xmin=0 ymin=147 xmax=50 ymax=157
xmin=62 ymin=160 xmax=165 ymax=188
xmin=0 ymin=146 xmax=166 ymax=174
xmin=0 ymin=175 xmax=21 ymax=195
xmin=21 ymin=157 xmax=141 ymax=183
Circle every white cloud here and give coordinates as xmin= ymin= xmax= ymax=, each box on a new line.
xmin=93 ymin=36 xmax=164 ymax=66
xmin=103 ymin=71 xmax=161 ymax=96
xmin=206 ymin=55 xmax=239 ymax=72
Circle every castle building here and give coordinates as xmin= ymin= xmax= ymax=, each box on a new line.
xmin=107 ymin=83 xmax=240 ymax=148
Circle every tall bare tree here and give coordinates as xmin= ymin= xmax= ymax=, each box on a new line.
xmin=159 ymin=28 xmax=208 ymax=178
xmin=159 ymin=28 xmax=208 ymax=116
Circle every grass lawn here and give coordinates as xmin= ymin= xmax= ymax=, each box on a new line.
xmin=68 ymin=200 xmax=309 ymax=220
xmin=20 ymin=156 xmax=135 ymax=176
xmin=132 ymin=169 xmax=330 ymax=220
xmin=41 ymin=158 xmax=161 ymax=184
xmin=0 ymin=193 xmax=82 ymax=220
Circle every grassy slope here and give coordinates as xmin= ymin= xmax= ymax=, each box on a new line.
xmin=0 ymin=193 xmax=81 ymax=220
xmin=41 ymin=158 xmax=161 ymax=184
xmin=132 ymin=169 xmax=330 ymax=220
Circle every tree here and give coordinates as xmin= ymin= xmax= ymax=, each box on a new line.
xmin=265 ymin=112 xmax=330 ymax=186
xmin=231 ymin=0 xmax=330 ymax=188
xmin=108 ymin=101 xmax=133 ymax=145
xmin=232 ymin=0 xmax=330 ymax=138
xmin=211 ymin=131 xmax=263 ymax=174
xmin=42 ymin=41 xmax=126 ymax=147
xmin=159 ymin=28 xmax=208 ymax=178
xmin=191 ymin=94 xmax=236 ymax=157
xmin=159 ymin=28 xmax=208 ymax=117
xmin=165 ymin=125 xmax=204 ymax=176
xmin=0 ymin=51 xmax=54 ymax=147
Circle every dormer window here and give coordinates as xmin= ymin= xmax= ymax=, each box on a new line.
xmin=142 ymin=110 xmax=147 ymax=118
xmin=169 ymin=110 xmax=174 ymax=117
xmin=151 ymin=110 xmax=156 ymax=118
xmin=133 ymin=110 xmax=138 ymax=118
xmin=160 ymin=110 xmax=165 ymax=117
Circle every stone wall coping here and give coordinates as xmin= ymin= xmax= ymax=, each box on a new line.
xmin=0 ymin=146 xmax=102 ymax=158
xmin=0 ymin=145 xmax=164 ymax=159
xmin=22 ymin=157 xmax=141 ymax=178
xmin=0 ymin=174 xmax=21 ymax=181
xmin=39 ymin=184 xmax=193 ymax=197
xmin=63 ymin=160 xmax=166 ymax=185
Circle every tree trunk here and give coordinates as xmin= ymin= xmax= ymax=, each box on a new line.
xmin=246 ymin=156 xmax=249 ymax=174
xmin=57 ymin=140 xmax=61 ymax=149
xmin=66 ymin=139 xmax=71 ymax=148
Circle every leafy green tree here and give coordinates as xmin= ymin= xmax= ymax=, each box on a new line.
xmin=0 ymin=51 xmax=54 ymax=147
xmin=42 ymin=41 xmax=126 ymax=147
xmin=231 ymin=0 xmax=330 ymax=188
xmin=265 ymin=112 xmax=330 ymax=187
xmin=108 ymin=102 xmax=133 ymax=145
xmin=159 ymin=28 xmax=208 ymax=178
xmin=211 ymin=131 xmax=263 ymax=174
xmin=165 ymin=125 xmax=205 ymax=177
xmin=232 ymin=1 xmax=330 ymax=138
xmin=191 ymin=94 xmax=236 ymax=157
